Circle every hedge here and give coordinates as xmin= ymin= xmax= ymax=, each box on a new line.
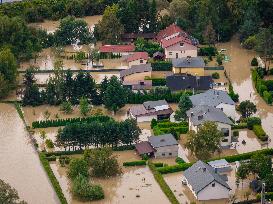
xmin=39 ymin=153 xmax=68 ymax=204
xmin=175 ymin=157 xmax=185 ymax=164
xmin=153 ymin=121 xmax=189 ymax=136
xmin=151 ymin=78 xmax=167 ymax=86
xmin=157 ymin=163 xmax=193 ymax=174
xmin=32 ymin=115 xmax=112 ymax=128
xmin=246 ymin=117 xmax=261 ymax=129
xmin=198 ymin=46 xmax=217 ymax=56
xmin=231 ymin=123 xmax=247 ymax=130
xmin=151 ymin=61 xmax=172 ymax=71
xmin=253 ymin=125 xmax=268 ymax=141
xmin=148 ymin=161 xmax=179 ymax=204
xmin=154 ymin=162 xmax=164 ymax=167
xmin=123 ymin=160 xmax=146 ymax=166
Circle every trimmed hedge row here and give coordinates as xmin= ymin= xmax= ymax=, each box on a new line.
xmin=198 ymin=46 xmax=217 ymax=56
xmin=231 ymin=123 xmax=247 ymax=130
xmin=32 ymin=115 xmax=112 ymax=128
xmin=253 ymin=125 xmax=268 ymax=141
xmin=123 ymin=160 xmax=146 ymax=166
xmin=154 ymin=162 xmax=164 ymax=167
xmin=157 ymin=163 xmax=193 ymax=174
xmin=153 ymin=121 xmax=189 ymax=136
xmin=151 ymin=61 xmax=172 ymax=71
xmin=39 ymin=153 xmax=68 ymax=204
xmin=151 ymin=78 xmax=167 ymax=86
xmin=148 ymin=161 xmax=179 ymax=204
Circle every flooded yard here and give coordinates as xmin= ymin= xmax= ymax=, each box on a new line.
xmin=50 ymin=151 xmax=170 ymax=204
xmin=0 ymin=103 xmax=59 ymax=204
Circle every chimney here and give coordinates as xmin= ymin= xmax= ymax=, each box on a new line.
xmin=191 ymin=112 xmax=194 ymax=117
xmin=198 ymin=115 xmax=203 ymax=120
xmin=207 ymin=108 xmax=210 ymax=112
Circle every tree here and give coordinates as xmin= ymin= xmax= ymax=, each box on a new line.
xmin=65 ymin=0 xmax=85 ymax=17
xmin=0 ymin=48 xmax=18 ymax=98
xmin=203 ymin=20 xmax=217 ymax=45
xmin=84 ymin=148 xmax=121 ymax=178
xmin=68 ymin=158 xmax=89 ymax=180
xmin=174 ymin=94 xmax=192 ymax=121
xmin=96 ymin=4 xmax=124 ymax=44
xmin=119 ymin=119 xmax=141 ymax=145
xmin=169 ymin=0 xmax=189 ymax=20
xmin=63 ymin=69 xmax=74 ymax=101
xmin=103 ymin=76 xmax=127 ymax=113
xmin=238 ymin=100 xmax=257 ymax=118
xmin=60 ymin=101 xmax=73 ymax=114
xmin=79 ymin=97 xmax=90 ymax=116
xmin=185 ymin=121 xmax=223 ymax=160
xmin=0 ymin=179 xmax=26 ymax=204
xmin=148 ymin=0 xmax=158 ymax=32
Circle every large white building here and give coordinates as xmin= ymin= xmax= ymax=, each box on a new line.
xmin=183 ymin=160 xmax=231 ymax=201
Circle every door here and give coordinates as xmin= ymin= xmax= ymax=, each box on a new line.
xmin=176 ymin=53 xmax=178 ymax=58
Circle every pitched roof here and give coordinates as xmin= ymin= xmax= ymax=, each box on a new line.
xmin=99 ymin=44 xmax=135 ymax=53
xmin=166 ymin=74 xmax=213 ymax=91
xmin=143 ymin=100 xmax=169 ymax=109
xmin=126 ymin=52 xmax=149 ymax=62
xmin=184 ymin=160 xmax=231 ymax=194
xmin=135 ymin=141 xmax=155 ymax=155
xmin=120 ymin=63 xmax=152 ymax=78
xmin=186 ymin=105 xmax=233 ymax=126
xmin=161 ymin=36 xmax=192 ymax=48
xmin=156 ymin=24 xmax=183 ymax=42
xmin=148 ymin=134 xmax=178 ymax=148
xmin=123 ymin=80 xmax=152 ymax=90
xmin=172 ymin=57 xmax=205 ymax=68
xmin=189 ymin=89 xmax=235 ymax=107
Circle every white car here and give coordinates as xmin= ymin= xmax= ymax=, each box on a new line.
xmin=220 ymin=48 xmax=227 ymax=53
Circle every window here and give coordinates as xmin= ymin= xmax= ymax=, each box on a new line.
xmin=180 ymin=42 xmax=184 ymax=47
xmin=169 ymin=52 xmax=172 ymax=55
xmin=221 ymin=128 xmax=229 ymax=137
xmin=212 ymin=183 xmax=215 ymax=187
xmin=162 ymin=153 xmax=165 ymax=156
xmin=169 ymin=152 xmax=172 ymax=156
xmin=140 ymin=59 xmax=143 ymax=63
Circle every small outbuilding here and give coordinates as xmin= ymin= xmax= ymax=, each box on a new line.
xmin=135 ymin=141 xmax=155 ymax=157
xmin=208 ymin=159 xmax=232 ymax=173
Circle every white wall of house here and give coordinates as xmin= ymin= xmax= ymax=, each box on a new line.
xmin=135 ymin=115 xmax=157 ymax=122
xmin=154 ymin=145 xmax=179 ymax=158
xmin=128 ymin=59 xmax=147 ymax=67
xmin=216 ymin=103 xmax=236 ymax=120
xmin=197 ymin=181 xmax=230 ymax=200
xmin=165 ymin=43 xmax=197 ymax=59
xmin=113 ymin=52 xmax=134 ymax=56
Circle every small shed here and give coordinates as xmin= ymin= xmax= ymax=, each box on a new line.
xmin=135 ymin=141 xmax=154 ymax=156
xmin=208 ymin=159 xmax=232 ymax=173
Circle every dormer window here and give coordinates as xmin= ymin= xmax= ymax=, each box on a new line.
xmin=212 ymin=183 xmax=215 ymax=187
xmin=180 ymin=42 xmax=184 ymax=47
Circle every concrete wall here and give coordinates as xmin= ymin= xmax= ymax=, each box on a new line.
xmin=197 ymin=182 xmax=230 ymax=200
xmin=216 ymin=103 xmax=236 ymax=120
xmin=173 ymin=67 xmax=205 ymax=76
xmin=165 ymin=42 xmax=197 ymax=59
xmin=123 ymin=71 xmax=152 ymax=82
xmin=128 ymin=59 xmax=147 ymax=67
xmin=154 ymin=145 xmax=179 ymax=158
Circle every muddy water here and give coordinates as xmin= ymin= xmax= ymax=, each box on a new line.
xmin=0 ymin=103 xmax=59 ymax=204
xmin=217 ymin=36 xmax=273 ymax=149
xmin=51 ymin=151 xmax=170 ymax=204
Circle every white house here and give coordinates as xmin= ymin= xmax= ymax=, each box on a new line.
xmin=189 ymin=89 xmax=236 ymax=120
xmin=126 ymin=52 xmax=149 ymax=67
xmin=129 ymin=100 xmax=173 ymax=122
xmin=183 ymin=160 xmax=231 ymax=201
xmin=99 ymin=44 xmax=135 ymax=56
xmin=186 ymin=105 xmax=233 ymax=147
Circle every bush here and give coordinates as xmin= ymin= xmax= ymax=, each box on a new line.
xmin=60 ymin=101 xmax=73 ymax=114
xmin=246 ymin=117 xmax=261 ymax=129
xmin=46 ymin=155 xmax=57 ymax=161
xmin=123 ymin=160 xmax=146 ymax=166
xmin=253 ymin=125 xmax=268 ymax=141
xmin=231 ymin=123 xmax=247 ymax=129
xmin=212 ymin=72 xmax=220 ymax=79
xmin=259 ymin=85 xmax=267 ymax=95
xmin=148 ymin=161 xmax=180 ymax=204
xmin=151 ymin=78 xmax=166 ymax=86
xmin=59 ymin=156 xmax=71 ymax=166
xmin=198 ymin=46 xmax=217 ymax=56
xmin=68 ymin=158 xmax=89 ymax=180
xmin=39 ymin=153 xmax=68 ymax=204
xmin=45 ymin=139 xmax=54 ymax=148
xmin=233 ymin=130 xmax=239 ymax=137
xmin=175 ymin=157 xmax=185 ymax=164
xmin=72 ymin=174 xmax=104 ymax=201
xmin=154 ymin=162 xmax=164 ymax=167
xmin=151 ymin=61 xmax=172 ymax=71
xmin=242 ymin=35 xmax=257 ymax=49
xmin=251 ymin=57 xmax=258 ymax=66
xmin=157 ymin=163 xmax=193 ymax=174
xmin=263 ymin=91 xmax=273 ymax=104
xmin=269 ymin=68 xmax=273 ymax=75
xmin=151 ymin=118 xmax=157 ymax=129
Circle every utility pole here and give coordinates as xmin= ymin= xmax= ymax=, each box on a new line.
xmin=261 ymin=182 xmax=266 ymax=204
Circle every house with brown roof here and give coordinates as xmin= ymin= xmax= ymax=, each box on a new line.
xmin=99 ymin=44 xmax=135 ymax=55
xmin=125 ymin=52 xmax=149 ymax=67
xmin=129 ymin=100 xmax=173 ymax=122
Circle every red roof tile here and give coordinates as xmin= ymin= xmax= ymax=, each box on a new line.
xmin=126 ymin=52 xmax=149 ymax=62
xmin=161 ymin=36 xmax=192 ymax=48
xmin=99 ymin=44 xmax=135 ymax=53
xmin=156 ymin=24 xmax=183 ymax=42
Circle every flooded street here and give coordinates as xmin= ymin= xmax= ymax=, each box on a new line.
xmin=217 ymin=37 xmax=273 ymax=149
xmin=0 ymin=103 xmax=59 ymax=204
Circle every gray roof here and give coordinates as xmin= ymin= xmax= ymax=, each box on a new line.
xmin=172 ymin=57 xmax=205 ymax=68
xmin=186 ymin=105 xmax=233 ymax=126
xmin=184 ymin=160 xmax=231 ymax=193
xmin=120 ymin=63 xmax=152 ymax=78
xmin=143 ymin=100 xmax=168 ymax=110
xmin=190 ymin=89 xmax=235 ymax=107
xmin=148 ymin=134 xmax=178 ymax=148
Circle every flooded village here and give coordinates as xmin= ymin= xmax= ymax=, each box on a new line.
xmin=0 ymin=0 xmax=273 ymax=204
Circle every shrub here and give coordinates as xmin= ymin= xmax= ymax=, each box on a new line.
xmin=216 ymin=54 xmax=223 ymax=65
xmin=228 ymin=84 xmax=239 ymax=102
xmin=175 ymin=157 xmax=185 ymax=164
xmin=59 ymin=156 xmax=71 ymax=166
xmin=251 ymin=57 xmax=258 ymax=66
xmin=151 ymin=61 xmax=172 ymax=71
xmin=123 ymin=160 xmax=146 ymax=166
xmin=157 ymin=163 xmax=193 ymax=174
xmin=46 ymin=155 xmax=57 ymax=161
xmin=72 ymin=174 xmax=104 ymax=201
xmin=269 ymin=68 xmax=273 ymax=75
xmin=259 ymin=85 xmax=267 ymax=95
xmin=212 ymin=72 xmax=220 ymax=79
xmin=45 ymin=139 xmax=54 ymax=148
xmin=231 ymin=123 xmax=247 ymax=129
xmin=242 ymin=35 xmax=257 ymax=49
xmin=233 ymin=130 xmax=239 ymax=137
xmin=151 ymin=118 xmax=157 ymax=129
xmin=60 ymin=101 xmax=73 ymax=114
xmin=253 ymin=125 xmax=268 ymax=141
xmin=246 ymin=117 xmax=261 ymax=129
xmin=263 ymin=91 xmax=273 ymax=104
xmin=68 ymin=158 xmax=89 ymax=180
xmin=151 ymin=78 xmax=166 ymax=86
xmin=154 ymin=162 xmax=164 ymax=167
xmin=198 ymin=46 xmax=217 ymax=56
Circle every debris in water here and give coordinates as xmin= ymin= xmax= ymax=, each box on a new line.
xmin=136 ymin=194 xmax=140 ymax=198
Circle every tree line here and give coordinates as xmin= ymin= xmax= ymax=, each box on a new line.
xmin=56 ymin=118 xmax=141 ymax=150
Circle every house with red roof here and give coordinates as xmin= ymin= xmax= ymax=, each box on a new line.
xmin=156 ymin=24 xmax=198 ymax=59
xmin=126 ymin=52 xmax=149 ymax=67
xmin=99 ymin=44 xmax=135 ymax=55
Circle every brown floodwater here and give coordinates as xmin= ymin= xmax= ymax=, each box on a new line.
xmin=50 ymin=151 xmax=170 ymax=204
xmin=0 ymin=103 xmax=59 ymax=204
xmin=217 ymin=36 xmax=273 ymax=149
